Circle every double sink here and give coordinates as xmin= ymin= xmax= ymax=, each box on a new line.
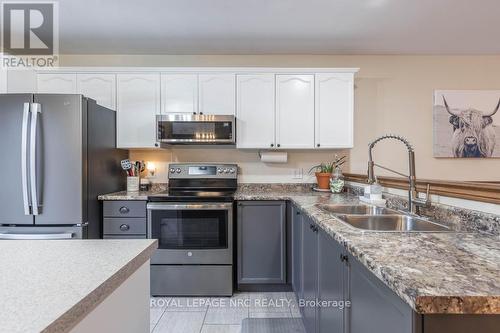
xmin=316 ymin=204 xmax=451 ymax=232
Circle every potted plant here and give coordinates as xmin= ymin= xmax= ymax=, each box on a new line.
xmin=309 ymin=155 xmax=346 ymax=190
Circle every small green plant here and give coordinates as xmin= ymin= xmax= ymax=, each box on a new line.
xmin=308 ymin=155 xmax=346 ymax=174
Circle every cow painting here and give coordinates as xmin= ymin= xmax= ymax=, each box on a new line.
xmin=442 ymin=96 xmax=499 ymax=158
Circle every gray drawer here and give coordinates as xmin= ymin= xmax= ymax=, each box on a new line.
xmin=103 ymin=235 xmax=147 ymax=239
xmin=103 ymin=218 xmax=147 ymax=235
xmin=103 ymin=201 xmax=146 ymax=218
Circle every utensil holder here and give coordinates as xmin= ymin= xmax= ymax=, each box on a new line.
xmin=127 ymin=176 xmax=140 ymax=192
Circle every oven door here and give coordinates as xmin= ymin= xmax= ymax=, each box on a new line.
xmin=147 ymin=202 xmax=233 ymax=265
xmin=156 ymin=114 xmax=235 ymax=145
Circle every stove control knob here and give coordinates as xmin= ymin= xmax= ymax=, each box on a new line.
xmin=169 ymin=168 xmax=175 ymax=173
xmin=217 ymin=168 xmax=223 ymax=173
xmin=223 ymin=168 xmax=229 ymax=173
xmin=229 ymin=168 xmax=235 ymax=174
xmin=176 ymin=168 xmax=181 ymax=173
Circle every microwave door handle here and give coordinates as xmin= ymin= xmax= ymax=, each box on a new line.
xmin=21 ymin=103 xmax=32 ymax=215
xmin=29 ymin=103 xmax=41 ymax=215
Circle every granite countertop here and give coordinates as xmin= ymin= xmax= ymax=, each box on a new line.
xmin=0 ymin=239 xmax=157 ymax=333
xmin=98 ymin=189 xmax=159 ymax=200
xmin=98 ymin=185 xmax=500 ymax=315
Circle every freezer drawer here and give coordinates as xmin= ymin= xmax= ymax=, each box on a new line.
xmin=0 ymin=225 xmax=86 ymax=239
xmin=151 ymin=265 xmax=233 ymax=296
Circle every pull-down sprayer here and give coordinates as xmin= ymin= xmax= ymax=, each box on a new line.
xmin=367 ymin=134 xmax=430 ymax=215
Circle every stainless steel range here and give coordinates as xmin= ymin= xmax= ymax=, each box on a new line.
xmin=147 ymin=163 xmax=237 ymax=296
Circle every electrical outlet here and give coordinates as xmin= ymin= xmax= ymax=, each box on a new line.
xmin=293 ymin=168 xmax=303 ymax=179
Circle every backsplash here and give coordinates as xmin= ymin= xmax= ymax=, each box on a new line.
xmin=130 ymin=149 xmax=349 ymax=184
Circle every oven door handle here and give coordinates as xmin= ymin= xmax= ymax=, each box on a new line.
xmin=146 ymin=202 xmax=233 ymax=210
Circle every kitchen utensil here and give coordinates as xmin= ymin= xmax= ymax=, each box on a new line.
xmin=127 ymin=176 xmax=140 ymax=192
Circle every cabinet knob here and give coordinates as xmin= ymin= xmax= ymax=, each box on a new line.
xmin=317 ymin=143 xmax=320 ymax=147
xmin=119 ymin=206 xmax=129 ymax=214
xmin=296 ymin=211 xmax=300 ymax=215
xmin=154 ymin=143 xmax=159 ymax=147
xmin=193 ymin=112 xmax=197 ymax=115
xmin=277 ymin=144 xmax=281 ymax=148
xmin=270 ymin=143 xmax=274 ymax=147
xmin=199 ymin=112 xmax=203 ymax=115
xmin=119 ymin=224 xmax=130 ymax=231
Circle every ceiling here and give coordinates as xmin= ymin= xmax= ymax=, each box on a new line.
xmin=58 ymin=0 xmax=500 ymax=55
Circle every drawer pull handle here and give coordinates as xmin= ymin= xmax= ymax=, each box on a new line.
xmin=119 ymin=206 xmax=130 ymax=214
xmin=120 ymin=224 xmax=130 ymax=231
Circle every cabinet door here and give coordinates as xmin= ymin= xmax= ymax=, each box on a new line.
xmin=116 ymin=74 xmax=160 ymax=148
xmin=292 ymin=205 xmax=303 ymax=298
xmin=237 ymin=201 xmax=286 ymax=284
xmin=198 ymin=74 xmax=236 ymax=115
xmin=236 ymin=74 xmax=275 ymax=148
xmin=276 ymin=75 xmax=315 ymax=148
xmin=315 ymin=73 xmax=354 ymax=148
xmin=77 ymin=73 xmax=116 ymax=110
xmin=37 ymin=73 xmax=77 ymax=93
xmin=161 ymin=74 xmax=198 ymax=114
xmin=6 ymin=70 xmax=36 ymax=92
xmin=349 ymin=254 xmax=415 ymax=333
xmin=318 ymin=229 xmax=345 ymax=333
xmin=301 ymin=216 xmax=318 ymax=333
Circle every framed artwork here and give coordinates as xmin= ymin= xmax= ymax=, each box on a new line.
xmin=433 ymin=90 xmax=500 ymax=158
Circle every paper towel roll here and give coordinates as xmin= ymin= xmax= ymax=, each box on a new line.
xmin=259 ymin=151 xmax=288 ymax=163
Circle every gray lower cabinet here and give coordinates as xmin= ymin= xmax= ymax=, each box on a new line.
xmin=301 ymin=214 xmax=318 ymax=333
xmin=318 ymin=229 xmax=346 ymax=333
xmin=237 ymin=201 xmax=286 ymax=285
xmin=292 ymin=205 xmax=303 ymax=299
xmin=289 ymin=203 xmax=499 ymax=333
xmin=102 ymin=200 xmax=147 ymax=239
xmin=348 ymin=253 xmax=417 ymax=333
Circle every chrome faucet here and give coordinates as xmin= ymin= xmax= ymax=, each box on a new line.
xmin=367 ymin=134 xmax=430 ymax=215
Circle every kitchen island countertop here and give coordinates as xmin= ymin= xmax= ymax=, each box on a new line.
xmin=0 ymin=239 xmax=157 ymax=333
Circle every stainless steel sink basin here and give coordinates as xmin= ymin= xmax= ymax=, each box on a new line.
xmin=336 ymin=214 xmax=451 ymax=232
xmin=317 ymin=204 xmax=400 ymax=216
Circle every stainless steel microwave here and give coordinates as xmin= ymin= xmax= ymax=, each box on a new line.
xmin=156 ymin=114 xmax=236 ymax=145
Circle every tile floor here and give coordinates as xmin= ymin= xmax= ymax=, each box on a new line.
xmin=150 ymin=292 xmax=303 ymax=333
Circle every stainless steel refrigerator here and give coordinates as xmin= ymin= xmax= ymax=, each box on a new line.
xmin=0 ymin=94 xmax=127 ymax=239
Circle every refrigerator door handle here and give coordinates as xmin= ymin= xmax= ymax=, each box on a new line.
xmin=29 ymin=103 xmax=41 ymax=215
xmin=21 ymin=103 xmax=32 ymax=215
xmin=0 ymin=232 xmax=74 ymax=240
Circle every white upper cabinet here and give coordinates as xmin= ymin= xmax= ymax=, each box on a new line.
xmin=276 ymin=75 xmax=315 ymax=149
xmin=236 ymin=74 xmax=276 ymax=149
xmin=161 ymin=74 xmax=198 ymax=114
xmin=116 ymin=74 xmax=160 ymax=148
xmin=77 ymin=73 xmax=116 ymax=110
xmin=315 ymin=73 xmax=354 ymax=148
xmin=6 ymin=70 xmax=36 ymax=92
xmin=198 ymin=74 xmax=236 ymax=115
xmin=37 ymin=73 xmax=77 ymax=93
